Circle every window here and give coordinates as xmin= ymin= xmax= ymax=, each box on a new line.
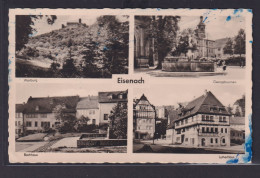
xmin=104 ymin=114 xmax=108 ymax=120
xmin=41 ymin=122 xmax=50 ymax=128
xmin=211 ymin=128 xmax=214 ymax=133
xmin=215 ymin=138 xmax=218 ymax=143
xmin=18 ymin=121 xmax=21 ymax=126
xmin=185 ymin=119 xmax=188 ymax=124
xmin=202 ymin=127 xmax=205 ymax=133
xmin=202 ymin=115 xmax=205 ymax=121
xmin=219 ymin=116 xmax=222 ymax=122
xmin=185 ymin=138 xmax=188 ymax=142
xmin=206 ymin=115 xmax=209 ymax=121
xmin=223 ymin=117 xmax=226 ymax=122
xmin=35 ymin=121 xmax=38 ymax=127
xmin=206 ymin=127 xmax=209 ymax=133
xmin=15 ymin=121 xmax=17 ymax=126
xmin=40 ymin=114 xmax=47 ymax=118
xmin=210 ymin=138 xmax=213 ymax=143
xmin=215 ymin=128 xmax=218 ymax=133
xmin=176 ymin=121 xmax=179 ymax=126
xmin=210 ymin=116 xmax=214 ymax=122
xmin=222 ymin=138 xmax=226 ymax=144
xmin=225 ymin=128 xmax=227 ymax=133
xmin=221 ymin=128 xmax=223 ymax=133
xmin=26 ymin=121 xmax=32 ymax=127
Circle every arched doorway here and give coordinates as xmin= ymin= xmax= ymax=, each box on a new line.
xmin=201 ymin=138 xmax=206 ymax=146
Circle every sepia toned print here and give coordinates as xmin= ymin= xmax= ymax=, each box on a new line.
xmin=134 ymin=15 xmax=246 ymax=79
xmin=133 ymin=85 xmax=245 ymax=154
xmin=8 ymin=8 xmax=252 ymax=164
xmin=15 ymin=15 xmax=129 ymax=78
xmin=15 ymin=83 xmax=128 ymax=153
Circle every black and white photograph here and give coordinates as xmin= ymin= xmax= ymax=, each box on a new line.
xmin=134 ymin=15 xmax=246 ymax=78
xmin=133 ymin=84 xmax=245 ymax=154
xmin=15 ymin=83 xmax=128 ymax=153
xmin=15 ymin=15 xmax=129 ymax=78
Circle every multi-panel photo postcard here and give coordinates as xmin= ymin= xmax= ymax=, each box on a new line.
xmin=8 ymin=8 xmax=252 ymax=164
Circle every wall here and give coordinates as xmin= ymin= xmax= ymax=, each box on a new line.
xmin=15 ymin=112 xmax=23 ymax=138
xmin=24 ymin=113 xmax=57 ymax=131
xmin=136 ymin=118 xmax=155 ymax=138
xmin=99 ymin=103 xmax=117 ymax=124
xmin=76 ymin=108 xmax=100 ymax=125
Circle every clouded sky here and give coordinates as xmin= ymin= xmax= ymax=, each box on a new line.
xmin=32 ymin=15 xmax=128 ymax=36
xmin=179 ymin=15 xmax=245 ymax=40
xmin=134 ymin=84 xmax=245 ymax=108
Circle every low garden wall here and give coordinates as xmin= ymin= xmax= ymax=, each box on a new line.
xmin=77 ymin=139 xmax=127 ymax=148
xmin=162 ymin=61 xmax=215 ymax=72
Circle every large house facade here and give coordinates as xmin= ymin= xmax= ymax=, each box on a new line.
xmin=22 ymin=96 xmax=79 ymax=133
xmin=133 ymin=94 xmax=156 ymax=139
xmin=167 ymin=91 xmax=231 ymax=147
xmin=16 ymin=90 xmax=128 ymax=137
xmin=15 ymin=104 xmax=24 ymax=138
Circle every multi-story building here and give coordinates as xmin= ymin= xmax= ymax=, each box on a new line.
xmin=98 ymin=90 xmax=128 ymax=125
xmin=230 ymin=116 xmax=245 ymax=144
xmin=76 ymin=96 xmax=99 ymax=125
xmin=133 ymin=94 xmax=156 ymax=139
xmin=172 ymin=90 xmax=231 ymax=147
xmin=23 ymin=96 xmax=79 ymax=133
xmin=15 ymin=104 xmax=24 ymax=138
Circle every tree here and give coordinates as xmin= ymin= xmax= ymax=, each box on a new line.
xmin=223 ymin=38 xmax=233 ymax=56
xmin=97 ymin=16 xmax=129 ymax=75
xmin=234 ymin=29 xmax=246 ymax=66
xmin=61 ymin=38 xmax=78 ymax=77
xmin=109 ymin=102 xmax=128 ymax=139
xmin=16 ymin=15 xmax=57 ymax=51
xmin=155 ymin=119 xmax=168 ymax=138
xmin=141 ymin=16 xmax=180 ymax=69
xmin=74 ymin=115 xmax=91 ymax=132
xmin=172 ymin=28 xmax=197 ymax=57
xmin=81 ymin=33 xmax=101 ymax=77
xmin=53 ymin=105 xmax=77 ymax=133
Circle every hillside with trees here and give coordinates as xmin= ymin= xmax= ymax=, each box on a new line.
xmin=16 ymin=15 xmax=129 ymax=78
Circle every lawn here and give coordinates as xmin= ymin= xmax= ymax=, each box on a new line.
xmin=17 ymin=133 xmax=48 ymax=142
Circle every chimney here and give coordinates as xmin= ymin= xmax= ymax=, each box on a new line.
xmin=204 ymin=90 xmax=208 ymax=96
xmin=79 ymin=18 xmax=81 ymax=24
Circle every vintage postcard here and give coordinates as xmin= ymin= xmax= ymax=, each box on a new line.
xmin=8 ymin=8 xmax=252 ymax=164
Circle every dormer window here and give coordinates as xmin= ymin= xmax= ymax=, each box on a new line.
xmin=35 ymin=106 xmax=39 ymax=111
xmin=108 ymin=95 xmax=112 ymax=99
xmin=119 ymin=94 xmax=123 ymax=99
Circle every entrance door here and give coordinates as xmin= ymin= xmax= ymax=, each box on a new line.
xmin=201 ymin=138 xmax=206 ymax=146
xmin=181 ymin=135 xmax=185 ymax=143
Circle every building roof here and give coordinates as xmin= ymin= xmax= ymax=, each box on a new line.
xmin=133 ymin=94 xmax=155 ymax=111
xmin=98 ymin=90 xmax=128 ymax=103
xmin=77 ymin=96 xmax=99 ymax=109
xmin=24 ymin=96 xmax=80 ymax=113
xmin=214 ymin=37 xmax=234 ymax=49
xmin=16 ymin=104 xmax=24 ymax=113
xmin=230 ymin=117 xmax=245 ymax=125
xmin=176 ymin=91 xmax=230 ymax=121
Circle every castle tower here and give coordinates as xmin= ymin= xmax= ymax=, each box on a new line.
xmin=197 ymin=16 xmax=206 ymax=39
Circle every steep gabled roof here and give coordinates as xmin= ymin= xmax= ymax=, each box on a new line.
xmin=176 ymin=91 xmax=230 ymax=121
xmin=77 ymin=96 xmax=99 ymax=109
xmin=24 ymin=96 xmax=80 ymax=113
xmin=16 ymin=104 xmax=25 ymax=113
xmin=134 ymin=94 xmax=155 ymax=110
xmin=98 ymin=90 xmax=128 ymax=103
